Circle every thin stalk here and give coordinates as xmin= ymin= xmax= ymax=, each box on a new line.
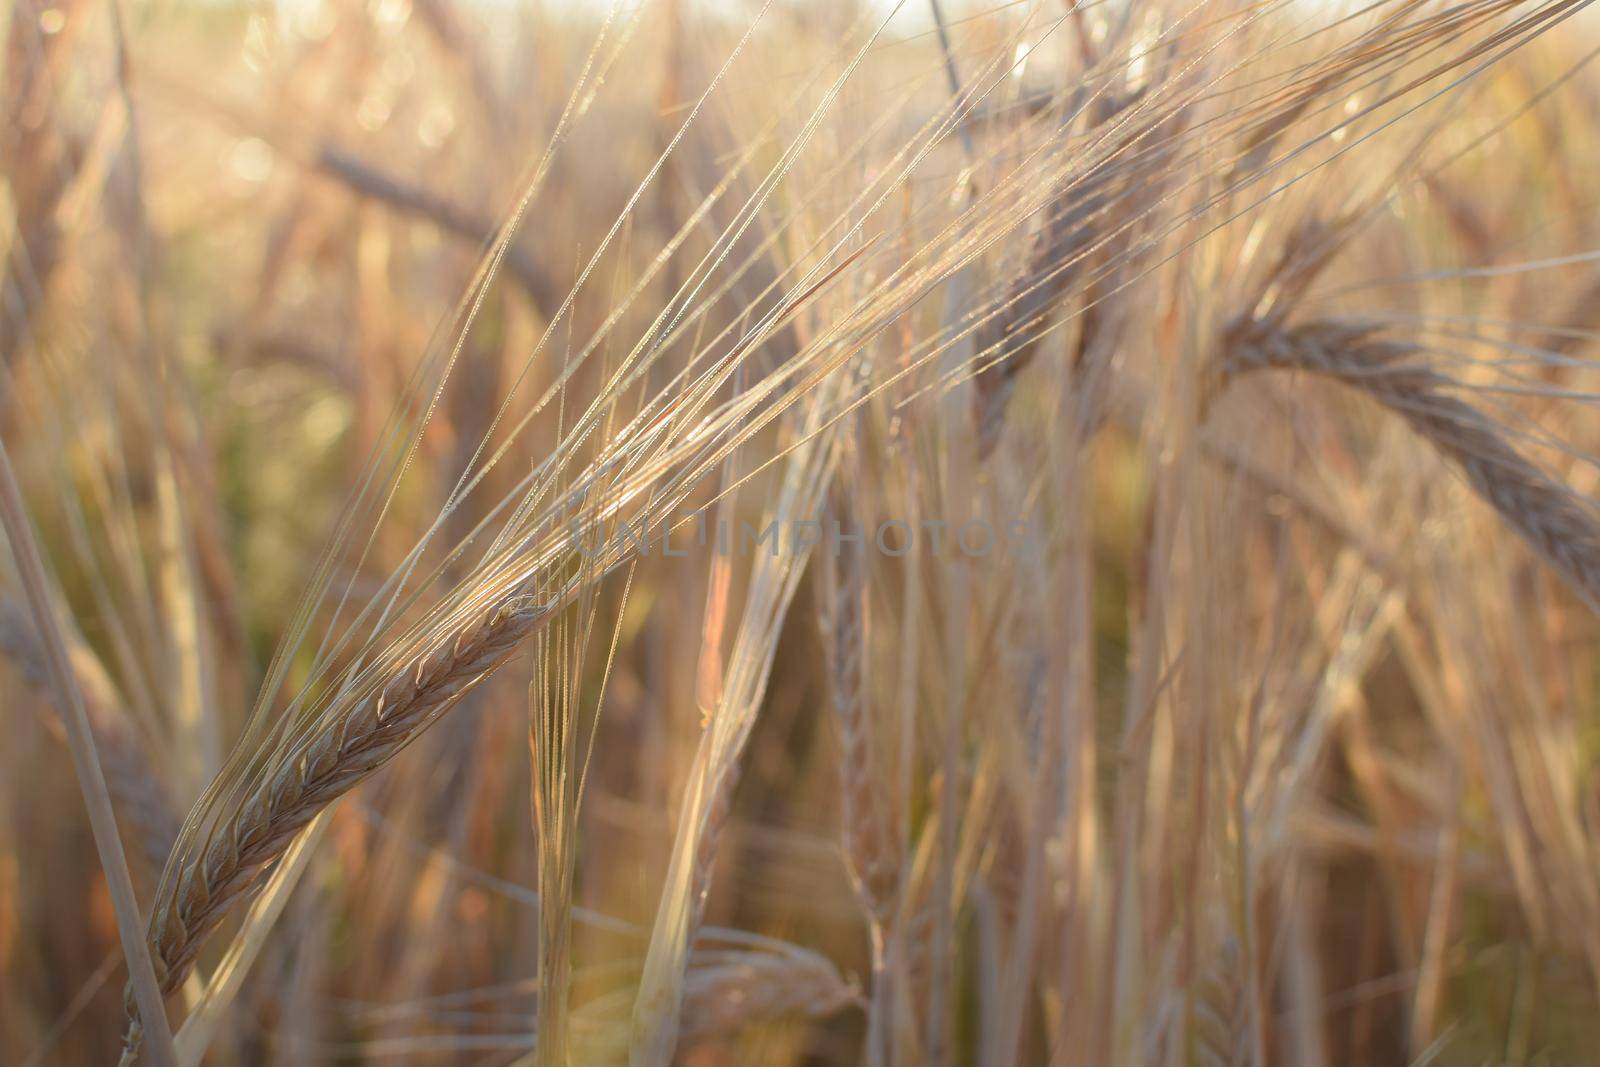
xmin=0 ymin=439 xmax=178 ymax=1067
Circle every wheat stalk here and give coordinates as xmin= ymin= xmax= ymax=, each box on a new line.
xmin=631 ymin=382 xmax=841 ymax=1066
xmin=0 ymin=442 xmax=179 ymax=1067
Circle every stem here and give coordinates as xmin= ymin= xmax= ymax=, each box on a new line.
xmin=0 ymin=440 xmax=177 ymax=1066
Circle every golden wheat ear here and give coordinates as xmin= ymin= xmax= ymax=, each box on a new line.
xmin=144 ymin=592 xmax=547 ymax=999
xmin=1221 ymin=316 xmax=1600 ymax=611
xmin=817 ymin=490 xmax=899 ymax=929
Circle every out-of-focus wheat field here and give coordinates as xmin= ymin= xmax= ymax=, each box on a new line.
xmin=6 ymin=0 xmax=1600 ymax=1064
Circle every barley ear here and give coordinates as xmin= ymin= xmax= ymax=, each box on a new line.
xmin=1221 ymin=316 xmax=1600 ymax=611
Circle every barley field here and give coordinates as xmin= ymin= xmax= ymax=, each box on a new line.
xmin=5 ymin=1 xmax=1600 ymax=1064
